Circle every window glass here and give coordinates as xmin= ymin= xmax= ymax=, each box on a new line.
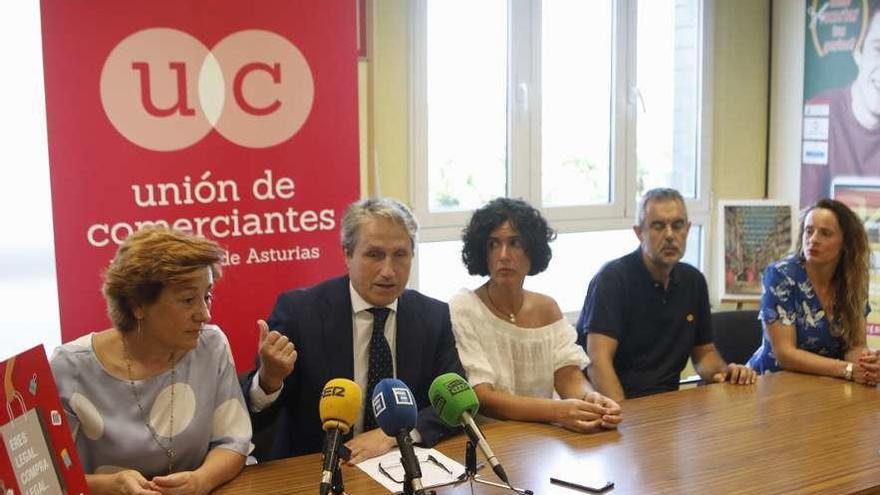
xmin=427 ymin=0 xmax=508 ymax=212
xmin=541 ymin=0 xmax=614 ymax=207
xmin=635 ymin=0 xmax=700 ymax=198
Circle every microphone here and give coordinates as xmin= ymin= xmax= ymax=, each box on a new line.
xmin=319 ymin=378 xmax=362 ymax=495
xmin=428 ymin=372 xmax=509 ymax=483
xmin=371 ymin=378 xmax=426 ymax=495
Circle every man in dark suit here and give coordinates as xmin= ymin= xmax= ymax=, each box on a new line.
xmin=244 ymin=198 xmax=465 ymax=462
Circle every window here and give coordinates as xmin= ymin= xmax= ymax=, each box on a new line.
xmin=0 ymin=2 xmax=60 ymax=357
xmin=424 ymin=0 xmax=508 ymax=212
xmin=541 ymin=0 xmax=614 ymax=208
xmin=412 ymin=0 xmax=711 ymax=311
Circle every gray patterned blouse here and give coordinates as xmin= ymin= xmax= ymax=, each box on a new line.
xmin=50 ymin=326 xmax=252 ymax=477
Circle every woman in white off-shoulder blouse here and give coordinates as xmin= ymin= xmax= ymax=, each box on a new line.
xmin=450 ymin=198 xmax=622 ymax=433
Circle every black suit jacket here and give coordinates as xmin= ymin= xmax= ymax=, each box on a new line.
xmin=244 ymin=275 xmax=466 ymax=459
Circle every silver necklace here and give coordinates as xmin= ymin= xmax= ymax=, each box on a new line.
xmin=485 ymin=284 xmax=523 ymax=323
xmin=121 ymin=335 xmax=176 ymax=475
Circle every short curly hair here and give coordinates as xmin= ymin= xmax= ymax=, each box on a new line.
xmin=102 ymin=227 xmax=224 ymax=332
xmin=461 ymin=198 xmax=556 ymax=276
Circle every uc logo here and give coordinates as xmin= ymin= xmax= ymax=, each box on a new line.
xmin=100 ymin=28 xmax=314 ymax=151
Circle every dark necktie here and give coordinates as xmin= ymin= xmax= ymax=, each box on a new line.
xmin=364 ymin=307 xmax=392 ymax=431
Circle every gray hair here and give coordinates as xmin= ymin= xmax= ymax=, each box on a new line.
xmin=341 ymin=198 xmax=419 ymax=255
xmin=637 ymin=188 xmax=687 ymax=226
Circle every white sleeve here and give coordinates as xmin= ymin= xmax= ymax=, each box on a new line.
xmin=248 ymin=370 xmax=283 ymax=412
xmin=552 ymin=320 xmax=590 ymax=372
xmin=450 ymin=294 xmax=497 ymax=388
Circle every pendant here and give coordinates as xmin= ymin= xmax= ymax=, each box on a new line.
xmin=508 ymin=314 xmax=516 ymax=323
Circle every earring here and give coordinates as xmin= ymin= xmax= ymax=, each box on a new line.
xmin=136 ymin=319 xmax=142 ymax=337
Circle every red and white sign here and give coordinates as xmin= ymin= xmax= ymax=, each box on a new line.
xmin=40 ymin=1 xmax=360 ymax=370
xmin=0 ymin=346 xmax=88 ymax=495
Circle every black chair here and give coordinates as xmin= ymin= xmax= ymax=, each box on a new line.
xmin=711 ymin=309 xmax=763 ymax=365
xmin=680 ymin=309 xmax=762 ymax=386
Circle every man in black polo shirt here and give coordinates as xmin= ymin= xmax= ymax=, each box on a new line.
xmin=576 ymin=188 xmax=756 ymax=401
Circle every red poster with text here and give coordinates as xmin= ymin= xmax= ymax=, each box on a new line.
xmin=0 ymin=346 xmax=88 ymax=495
xmin=39 ymin=1 xmax=360 ymax=370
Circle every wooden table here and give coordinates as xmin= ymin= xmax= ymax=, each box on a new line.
xmin=216 ymin=372 xmax=880 ymax=494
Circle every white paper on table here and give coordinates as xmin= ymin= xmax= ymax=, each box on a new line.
xmin=356 ymin=446 xmax=466 ymax=493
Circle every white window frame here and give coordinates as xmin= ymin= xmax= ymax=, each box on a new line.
xmin=409 ymin=0 xmax=714 ymax=282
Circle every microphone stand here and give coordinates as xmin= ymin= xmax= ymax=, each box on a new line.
xmin=325 ymin=439 xmax=351 ymax=495
xmin=400 ymin=471 xmax=435 ymax=495
xmin=459 ymin=441 xmax=533 ymax=495
xmin=396 ymin=431 xmax=435 ymax=495
xmin=393 ymin=476 xmax=436 ymax=495
xmin=330 ymin=461 xmax=344 ymax=495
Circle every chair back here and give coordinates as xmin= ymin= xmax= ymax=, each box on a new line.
xmin=711 ymin=310 xmax=762 ymax=365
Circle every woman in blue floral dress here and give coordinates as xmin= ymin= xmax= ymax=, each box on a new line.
xmin=747 ymin=199 xmax=880 ymax=385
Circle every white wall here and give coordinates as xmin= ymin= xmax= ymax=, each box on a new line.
xmin=768 ymin=0 xmax=805 ymax=203
xmin=0 ymin=3 xmax=60 ymax=359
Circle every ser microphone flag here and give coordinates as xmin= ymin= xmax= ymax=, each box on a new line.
xmin=318 ymin=378 xmax=362 ymax=495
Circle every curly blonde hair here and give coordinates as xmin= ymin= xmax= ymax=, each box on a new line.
xmin=102 ymin=227 xmax=224 ymax=332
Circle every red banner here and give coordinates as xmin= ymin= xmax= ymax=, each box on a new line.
xmin=40 ymin=1 xmax=360 ymax=370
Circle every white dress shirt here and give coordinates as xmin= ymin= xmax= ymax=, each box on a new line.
xmin=349 ymin=283 xmax=398 ymax=433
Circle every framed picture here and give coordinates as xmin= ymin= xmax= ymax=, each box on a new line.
xmin=717 ymin=200 xmax=796 ymax=301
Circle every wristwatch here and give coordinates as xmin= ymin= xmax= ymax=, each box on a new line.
xmin=843 ymin=362 xmax=854 ymax=381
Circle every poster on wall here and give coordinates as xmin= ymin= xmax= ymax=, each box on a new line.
xmin=0 ymin=346 xmax=88 ymax=495
xmin=718 ymin=201 xmax=795 ymax=301
xmin=802 ymin=0 xmax=880 ymax=334
xmin=830 ymin=182 xmax=880 ymax=335
xmin=39 ymin=1 xmax=361 ymax=370
xmin=800 ymin=0 xmax=878 ymax=207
